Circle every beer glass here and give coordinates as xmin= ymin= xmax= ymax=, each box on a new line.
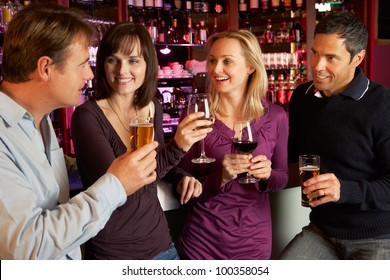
xmin=299 ymin=154 xmax=320 ymax=207
xmin=129 ymin=116 xmax=154 ymax=150
xmin=187 ymin=93 xmax=215 ymax=164
xmin=233 ymin=121 xmax=260 ymax=184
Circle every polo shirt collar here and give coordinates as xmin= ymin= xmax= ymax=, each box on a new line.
xmin=305 ymin=67 xmax=370 ymax=100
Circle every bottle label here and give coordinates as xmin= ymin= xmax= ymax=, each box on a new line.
xmin=250 ymin=0 xmax=259 ymax=9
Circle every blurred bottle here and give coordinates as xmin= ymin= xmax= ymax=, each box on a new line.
xmin=267 ymin=73 xmax=276 ymax=104
xmin=210 ymin=17 xmax=219 ymax=35
xmin=263 ymin=18 xmax=274 ymax=44
xmin=295 ymin=0 xmax=304 ymax=10
xmin=158 ymin=20 xmax=169 ymax=43
xmin=249 ymin=0 xmax=259 ymax=11
xmin=282 ymin=0 xmax=292 ymax=11
xmin=292 ymin=19 xmax=304 ymax=43
xmin=214 ymin=0 xmax=223 ymax=13
xmin=275 ymin=73 xmax=287 ymax=108
xmin=84 ymin=80 xmax=95 ymax=102
xmin=198 ymin=20 xmax=208 ymax=44
xmin=239 ymin=0 xmax=248 ymax=12
xmin=261 ymin=0 xmax=269 ymax=12
xmin=168 ymin=18 xmax=183 ymax=43
xmin=184 ymin=17 xmax=196 ymax=43
xmin=271 ymin=0 xmax=280 ymax=11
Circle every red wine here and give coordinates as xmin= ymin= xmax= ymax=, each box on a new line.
xmin=233 ymin=140 xmax=258 ymax=154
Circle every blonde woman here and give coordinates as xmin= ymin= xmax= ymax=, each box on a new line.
xmin=171 ymin=30 xmax=289 ymax=259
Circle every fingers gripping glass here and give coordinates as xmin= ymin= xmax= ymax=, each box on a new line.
xmin=233 ymin=121 xmax=260 ymax=184
xmin=187 ymin=93 xmax=215 ymax=164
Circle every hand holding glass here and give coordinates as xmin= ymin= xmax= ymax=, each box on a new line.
xmin=233 ymin=121 xmax=260 ymax=184
xmin=129 ymin=116 xmax=154 ymax=150
xmin=299 ymin=154 xmax=320 ymax=207
xmin=187 ymin=93 xmax=215 ymax=164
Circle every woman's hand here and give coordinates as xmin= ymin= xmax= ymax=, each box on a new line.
xmin=177 ymin=176 xmax=203 ymax=204
xmin=173 ymin=112 xmax=212 ymax=152
xmin=247 ymin=155 xmax=271 ymax=181
xmin=221 ymin=153 xmax=252 ymax=186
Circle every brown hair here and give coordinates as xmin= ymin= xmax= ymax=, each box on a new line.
xmin=2 ymin=3 xmax=95 ymax=83
xmin=94 ymin=22 xmax=158 ymax=109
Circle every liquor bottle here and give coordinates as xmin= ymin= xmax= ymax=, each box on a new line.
xmin=267 ymin=73 xmax=276 ymax=103
xmin=276 ymin=21 xmax=289 ymax=43
xmin=193 ymin=0 xmax=202 ymax=12
xmin=214 ymin=0 xmax=223 ymax=13
xmin=84 ymin=80 xmax=95 ymax=102
xmin=147 ymin=19 xmax=158 ymax=43
xmin=292 ymin=20 xmax=304 ymax=43
xmin=135 ymin=0 xmax=144 ymax=9
xmin=145 ymin=0 xmax=154 ymax=10
xmin=184 ymin=17 xmax=196 ymax=43
xmin=128 ymin=0 xmax=135 ymax=8
xmin=210 ymin=17 xmax=219 ymax=35
xmin=282 ymin=0 xmax=292 ymax=11
xmin=261 ymin=0 xmax=269 ymax=12
xmin=168 ymin=18 xmax=183 ymax=44
xmin=295 ymin=0 xmax=304 ymax=10
xmin=174 ymin=0 xmax=181 ymax=10
xmin=276 ymin=73 xmax=287 ymax=107
xmin=185 ymin=0 xmax=192 ymax=11
xmin=263 ymin=18 xmax=274 ymax=44
xmin=154 ymin=0 xmax=163 ymax=9
xmin=286 ymin=74 xmax=296 ymax=105
xmin=249 ymin=0 xmax=259 ymax=11
xmin=198 ymin=20 xmax=208 ymax=44
xmin=158 ymin=20 xmax=169 ymax=43
xmin=239 ymin=0 xmax=248 ymax=12
xmin=271 ymin=0 xmax=280 ymax=11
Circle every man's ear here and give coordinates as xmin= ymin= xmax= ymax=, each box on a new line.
xmin=352 ymin=49 xmax=366 ymax=67
xmin=36 ymin=56 xmax=53 ymax=81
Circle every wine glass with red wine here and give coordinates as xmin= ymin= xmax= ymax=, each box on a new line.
xmin=233 ymin=120 xmax=260 ymax=184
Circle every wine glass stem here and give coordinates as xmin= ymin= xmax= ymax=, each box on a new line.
xmin=200 ymin=139 xmax=206 ymax=157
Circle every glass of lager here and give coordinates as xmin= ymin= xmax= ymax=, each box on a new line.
xmin=299 ymin=154 xmax=320 ymax=207
xmin=129 ymin=116 xmax=154 ymax=150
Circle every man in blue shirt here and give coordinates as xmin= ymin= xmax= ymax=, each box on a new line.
xmin=0 ymin=3 xmax=158 ymax=259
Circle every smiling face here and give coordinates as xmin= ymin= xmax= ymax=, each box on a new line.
xmin=310 ymin=33 xmax=365 ymax=96
xmin=104 ymin=42 xmax=147 ymax=97
xmin=207 ymin=38 xmax=254 ymax=98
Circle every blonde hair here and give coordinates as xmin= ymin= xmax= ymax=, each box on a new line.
xmin=205 ymin=30 xmax=268 ymax=120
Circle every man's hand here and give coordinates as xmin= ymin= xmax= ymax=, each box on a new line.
xmin=108 ymin=141 xmax=158 ymax=196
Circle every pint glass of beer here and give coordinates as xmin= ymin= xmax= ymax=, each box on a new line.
xmin=299 ymin=154 xmax=320 ymax=207
xmin=129 ymin=116 xmax=154 ymax=150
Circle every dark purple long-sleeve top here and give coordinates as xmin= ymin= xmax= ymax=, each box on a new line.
xmin=173 ymin=99 xmax=289 ymax=259
xmin=71 ymin=98 xmax=185 ymax=259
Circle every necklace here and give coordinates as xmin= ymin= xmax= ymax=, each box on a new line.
xmin=107 ymin=99 xmax=130 ymax=132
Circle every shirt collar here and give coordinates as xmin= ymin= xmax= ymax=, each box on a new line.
xmin=305 ymin=67 xmax=370 ymax=100
xmin=0 ymin=91 xmax=32 ymax=127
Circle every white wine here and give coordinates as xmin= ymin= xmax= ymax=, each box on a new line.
xmin=129 ymin=123 xmax=154 ymax=150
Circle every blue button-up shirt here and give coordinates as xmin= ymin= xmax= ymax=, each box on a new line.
xmin=0 ymin=92 xmax=126 ymax=259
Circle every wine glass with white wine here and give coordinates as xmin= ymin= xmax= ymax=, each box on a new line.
xmin=187 ymin=93 xmax=215 ymax=164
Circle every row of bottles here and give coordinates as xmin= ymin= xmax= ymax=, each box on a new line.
xmin=267 ymin=71 xmax=304 ymax=109
xmin=0 ymin=0 xmax=31 ymax=33
xmin=128 ymin=0 xmax=224 ymax=14
xmin=129 ymin=6 xmax=219 ymax=44
xmin=258 ymin=17 xmax=304 ymax=44
xmin=239 ymin=0 xmax=304 ymax=14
